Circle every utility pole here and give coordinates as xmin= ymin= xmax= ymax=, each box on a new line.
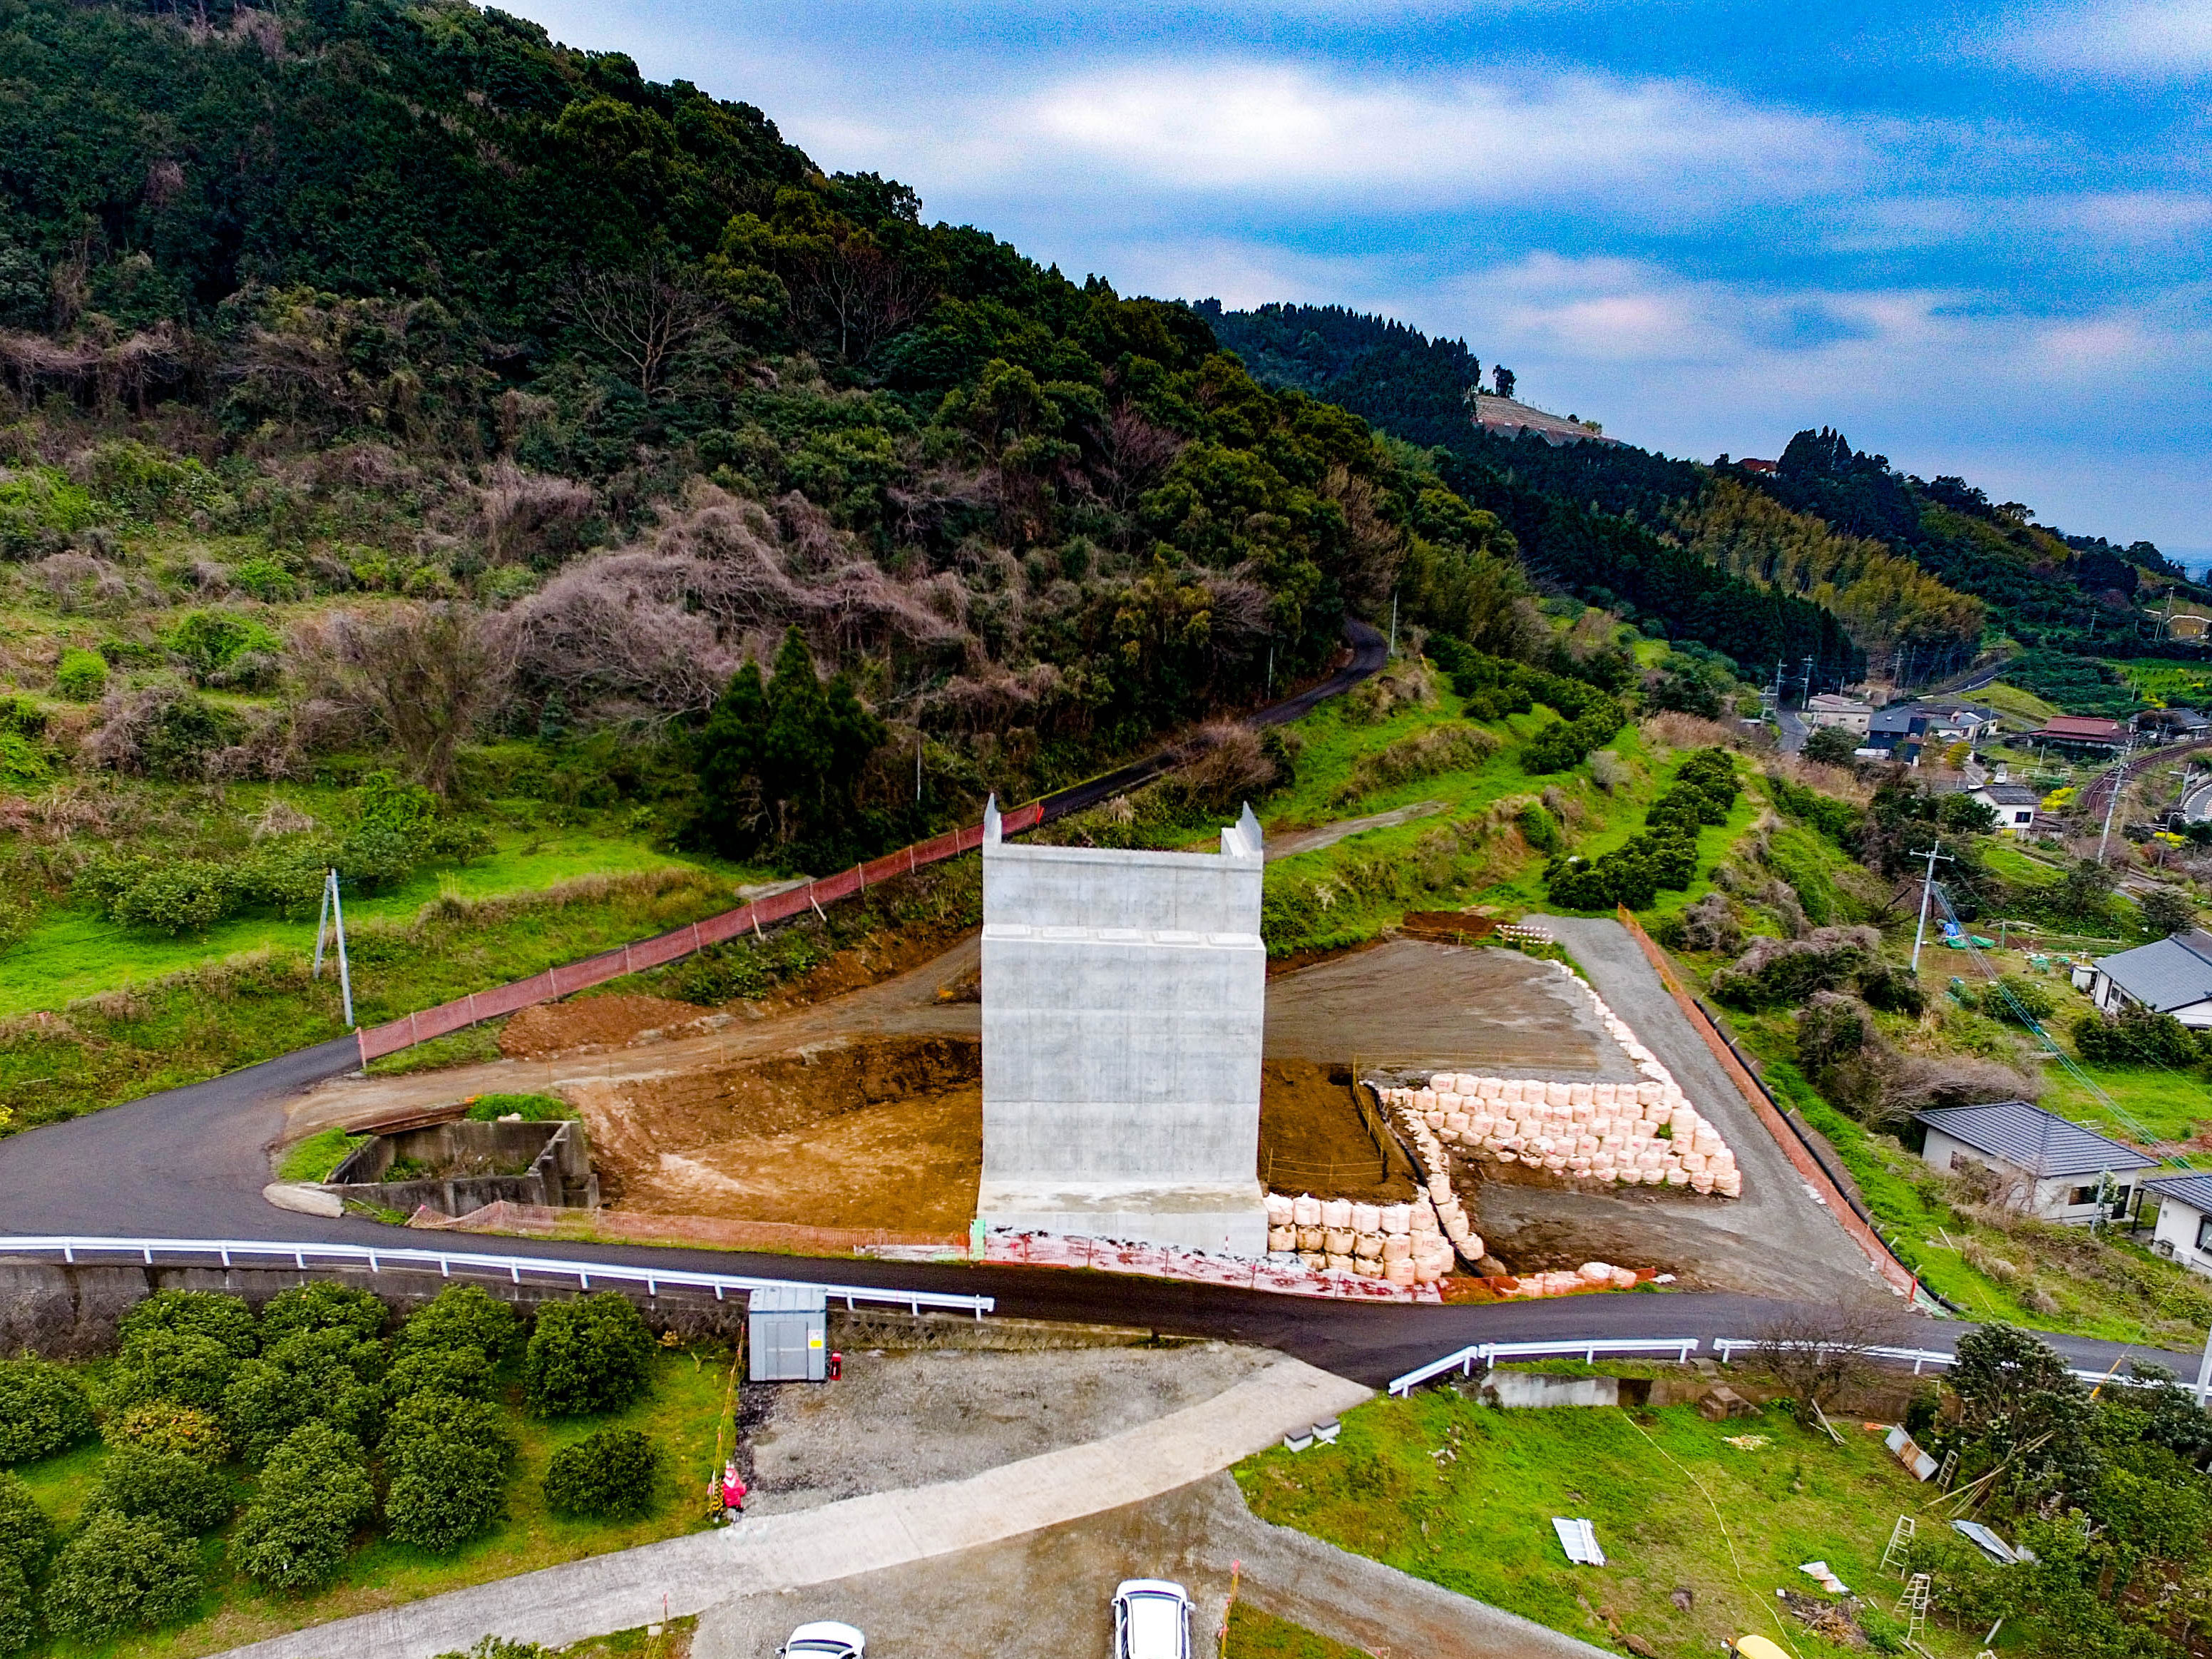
xmin=313 ymin=867 xmax=354 ymax=1028
xmin=1910 ymin=842 xmax=1954 ymax=972
xmin=1801 ymin=655 xmax=1816 ymax=708
xmin=2096 ymin=739 xmax=2136 ymax=864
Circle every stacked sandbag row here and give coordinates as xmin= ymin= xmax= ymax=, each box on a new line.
xmin=1392 ymin=1112 xmax=1490 ymax=1272
xmin=1262 ymin=1192 xmax=1461 ymax=1286
xmin=1381 ymin=1073 xmax=1741 ymax=1197
xmin=1501 ymin=1260 xmax=1641 ymax=1298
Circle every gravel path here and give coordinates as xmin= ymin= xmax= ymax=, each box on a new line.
xmin=743 ymin=1343 xmax=1277 ymax=1513
xmin=1515 ymin=917 xmax=1883 ymax=1302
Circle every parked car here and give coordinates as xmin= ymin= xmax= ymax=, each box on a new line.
xmin=1112 ymin=1579 xmax=1192 ymax=1659
xmin=778 ymin=1622 xmax=865 ymax=1659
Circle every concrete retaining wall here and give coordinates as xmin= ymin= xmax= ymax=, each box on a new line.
xmin=978 ymin=802 xmax=1267 ymax=1253
xmin=324 ymin=1118 xmax=596 ymax=1217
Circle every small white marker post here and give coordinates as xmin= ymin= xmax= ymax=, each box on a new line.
xmin=2194 ymin=1322 xmax=2212 ymax=1411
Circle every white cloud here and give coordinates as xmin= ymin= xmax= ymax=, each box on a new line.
xmin=2013 ymin=0 xmax=2212 ymax=76
xmin=844 ymin=59 xmax=1878 ymax=216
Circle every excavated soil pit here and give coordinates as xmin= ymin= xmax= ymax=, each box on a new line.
xmin=1257 ymin=1060 xmax=1415 ymax=1204
xmin=563 ymin=1036 xmax=983 ymax=1233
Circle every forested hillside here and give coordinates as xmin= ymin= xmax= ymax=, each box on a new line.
xmin=0 ymin=0 xmax=1554 ymax=873
xmin=1207 ymin=302 xmax=2206 ymax=686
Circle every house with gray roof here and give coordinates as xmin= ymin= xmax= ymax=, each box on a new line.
xmin=1915 ymin=1100 xmax=2155 ymax=1223
xmin=2089 ymin=929 xmax=2212 ymax=1029
xmin=2146 ymin=1171 xmax=2212 ymax=1280
xmin=1970 ymin=781 xmax=2041 ymax=835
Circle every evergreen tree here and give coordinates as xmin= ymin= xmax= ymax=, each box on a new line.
xmin=695 ymin=629 xmax=884 ymax=857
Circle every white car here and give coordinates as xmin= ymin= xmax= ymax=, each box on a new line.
xmin=1112 ymin=1579 xmax=1192 ymax=1659
xmin=778 ymin=1622 xmax=865 ymax=1659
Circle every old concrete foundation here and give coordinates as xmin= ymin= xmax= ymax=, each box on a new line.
xmin=977 ymin=799 xmax=1267 ymax=1254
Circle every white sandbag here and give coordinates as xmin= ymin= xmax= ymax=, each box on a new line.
xmin=1321 ymin=1198 xmax=1353 ymax=1229
xmin=1267 ymin=1226 xmax=1295 ymax=1252
xmin=1296 ymin=1225 xmax=1323 ymax=1252
xmin=1292 ymin=1193 xmax=1322 ymax=1227
xmin=1265 ymin=1193 xmax=1294 ymax=1225
xmin=1579 ymin=1261 xmax=1612 ymax=1282
xmin=1569 ymin=1082 xmax=1594 ymax=1108
xmin=1355 ymin=1231 xmax=1384 ymax=1260
xmin=1611 ymin=1267 xmax=1639 ymax=1289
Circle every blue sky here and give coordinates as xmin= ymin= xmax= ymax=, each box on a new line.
xmin=503 ymin=0 xmax=2210 ymax=563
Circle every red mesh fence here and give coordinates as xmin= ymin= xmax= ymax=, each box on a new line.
xmin=357 ymin=806 xmax=1030 ymax=1063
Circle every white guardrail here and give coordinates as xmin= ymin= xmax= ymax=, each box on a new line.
xmin=1 ymin=1237 xmax=995 ymax=1319
xmin=1389 ymin=1337 xmax=1704 ymax=1397
xmin=1712 ymin=1337 xmax=2154 ymax=1389
xmin=1394 ymin=1336 xmax=2159 ymax=1399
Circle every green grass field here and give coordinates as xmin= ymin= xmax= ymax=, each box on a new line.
xmin=2042 ymin=1061 xmax=2209 ymax=1145
xmin=1236 ymin=1390 xmax=1970 ymax=1658
xmin=0 ymin=827 xmax=726 ymax=1019
xmin=10 ymin=1346 xmax=734 ymax=1659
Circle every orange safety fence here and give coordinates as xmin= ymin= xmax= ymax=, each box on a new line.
xmin=1615 ymin=905 xmax=1921 ymax=1302
xmin=357 ymin=800 xmax=1044 ymax=1064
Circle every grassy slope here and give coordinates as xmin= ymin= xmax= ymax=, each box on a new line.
xmin=0 ymin=822 xmax=718 ymax=1019
xmin=1254 ymin=673 xmax=1764 ymax=956
xmin=11 ymin=1347 xmax=732 ymax=1659
xmin=1236 ymin=1391 xmax=1968 ymax=1658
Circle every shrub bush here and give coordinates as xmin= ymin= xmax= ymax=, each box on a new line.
xmin=543 ymin=1429 xmax=661 ymax=1519
xmin=1972 ymin=974 xmax=2057 ymax=1028
xmin=52 ymin=647 xmax=108 ymax=700
xmin=233 ymin=1424 xmax=374 ymax=1590
xmin=523 ymin=1294 xmax=654 ymax=1416
xmin=463 ymin=1093 xmax=578 ymax=1123
xmin=118 ymin=1290 xmax=257 ymax=1359
xmin=2074 ymin=1005 xmax=2206 ymax=1068
xmin=0 ymin=1474 xmax=51 ymax=1576
xmin=397 ymin=1284 xmax=521 ymax=1360
xmin=384 ymin=1347 xmax=497 ymax=1405
xmin=42 ymin=1511 xmax=201 ymax=1640
xmin=103 ymin=1401 xmax=230 ymax=1463
xmin=1858 ymin=962 xmax=1925 ymax=1016
xmin=382 ymin=1393 xmax=511 ymax=1551
xmin=1709 ymin=927 xmax=1881 ymax=1009
xmin=0 ymin=1553 xmax=31 ymax=1657
xmin=223 ymin=1327 xmax=385 ymax=1464
xmin=106 ymin=1331 xmax=240 ymax=1414
xmin=0 ymin=1360 xmax=95 ymax=1464
xmin=88 ymin=1447 xmax=234 ymax=1536
xmin=257 ymin=1282 xmax=389 ymax=1344
xmin=1515 ymin=801 xmax=1562 ymax=854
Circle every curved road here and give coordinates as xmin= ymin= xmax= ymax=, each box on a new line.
xmin=0 ymin=612 xmax=2189 ymax=1385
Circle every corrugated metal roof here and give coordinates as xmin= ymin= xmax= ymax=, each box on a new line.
xmin=1916 ymin=1100 xmax=2156 ymax=1177
xmin=2094 ymin=930 xmax=2212 ymax=1014
xmin=2145 ymin=1172 xmax=2212 ymax=1214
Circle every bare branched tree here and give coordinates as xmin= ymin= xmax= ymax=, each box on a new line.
xmin=558 ymin=256 xmax=722 ymax=399
xmin=1752 ymin=1297 xmax=1911 ymax=1422
xmin=289 ymin=604 xmax=512 ymax=794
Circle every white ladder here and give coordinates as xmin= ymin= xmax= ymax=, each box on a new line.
xmin=1895 ymin=1573 xmax=1932 ymax=1642
xmin=1880 ymin=1514 xmax=1917 ymax=1577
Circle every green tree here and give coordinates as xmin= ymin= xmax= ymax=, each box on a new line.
xmin=381 ymin=1392 xmax=511 ymax=1551
xmin=257 ymin=1281 xmax=389 ymax=1345
xmin=542 ymin=1429 xmax=662 ymax=1519
xmin=395 ymin=1285 xmax=521 ymax=1361
xmin=0 ymin=1475 xmax=51 ymax=1578
xmin=42 ymin=1511 xmax=201 ymax=1641
xmin=118 ymin=1290 xmax=257 ymax=1359
xmin=87 ymin=1448 xmax=234 ymax=1536
xmin=2139 ymin=885 xmax=2197 ymax=939
xmin=232 ymin=1424 xmax=375 ymax=1591
xmin=1801 ymin=725 xmax=1858 ymax=765
xmin=0 ymin=1361 xmax=95 ymax=1464
xmin=693 ymin=630 xmax=885 ymax=857
xmin=523 ymin=1294 xmax=655 ymax=1416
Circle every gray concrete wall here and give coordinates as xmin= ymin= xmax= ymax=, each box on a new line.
xmin=324 ymin=1118 xmax=596 ymax=1216
xmin=978 ymin=803 xmax=1267 ymax=1254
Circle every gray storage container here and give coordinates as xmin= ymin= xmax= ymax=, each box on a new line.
xmin=747 ymin=1283 xmax=828 ymax=1382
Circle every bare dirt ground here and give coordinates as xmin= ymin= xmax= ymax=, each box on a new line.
xmin=1264 ymin=798 xmax=1448 ymax=860
xmin=283 ymin=925 xmax=1873 ymax=1300
xmin=737 ymin=1343 xmax=1276 ymax=1515
xmin=1257 ymin=1059 xmax=1415 ymax=1204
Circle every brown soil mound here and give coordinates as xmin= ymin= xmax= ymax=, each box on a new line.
xmin=500 ymin=994 xmax=702 ymax=1058
xmin=1259 ymin=1058 xmax=1416 ymax=1203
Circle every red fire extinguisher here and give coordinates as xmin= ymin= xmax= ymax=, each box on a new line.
xmin=827 ymin=1350 xmax=843 ymax=1381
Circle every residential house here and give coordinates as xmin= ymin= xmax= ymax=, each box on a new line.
xmin=2030 ymin=715 xmax=2132 ymax=755
xmin=2089 ymin=928 xmax=2212 ymax=1028
xmin=1861 ymin=700 xmax=1999 ymax=761
xmin=2144 ymin=1173 xmax=2212 ymax=1280
xmin=1863 ymin=704 xmax=1930 ymax=760
xmin=1970 ymin=781 xmax=2041 ymax=834
xmin=1915 ymin=700 xmax=2001 ymax=743
xmin=1914 ymin=1100 xmax=2154 ymax=1223
xmin=1803 ymin=693 xmax=1872 ymax=735
xmin=2138 ymin=707 xmax=2211 ymax=740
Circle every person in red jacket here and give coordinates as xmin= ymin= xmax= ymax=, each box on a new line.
xmin=720 ymin=1461 xmax=747 ymax=1520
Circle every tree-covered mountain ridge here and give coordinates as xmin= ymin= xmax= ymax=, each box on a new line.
xmin=1207 ymin=302 xmax=2208 ymax=680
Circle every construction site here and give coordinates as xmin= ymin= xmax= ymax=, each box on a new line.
xmin=285 ymin=830 xmax=1875 ymax=1302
